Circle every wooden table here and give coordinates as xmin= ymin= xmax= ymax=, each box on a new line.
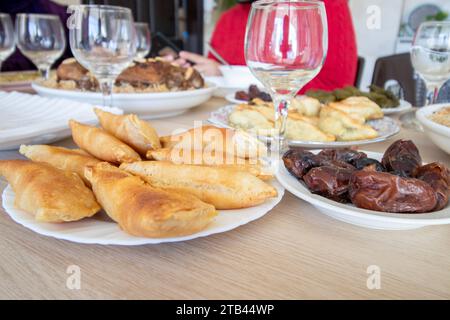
xmin=1 ymin=97 xmax=450 ymax=299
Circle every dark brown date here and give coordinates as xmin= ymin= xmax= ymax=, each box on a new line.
xmin=303 ymin=166 xmax=355 ymax=202
xmin=349 ymin=171 xmax=437 ymax=213
xmin=282 ymin=149 xmax=321 ymax=179
xmin=414 ymin=162 xmax=450 ymax=211
xmin=381 ymin=140 xmax=422 ymax=177
xmin=353 ymin=158 xmax=385 ymax=172
xmin=318 ymin=148 xmax=367 ymax=165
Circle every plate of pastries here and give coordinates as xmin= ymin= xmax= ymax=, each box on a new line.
xmin=0 ymin=112 xmax=283 ymax=245
xmin=277 ymin=140 xmax=450 ymax=230
xmin=209 ymin=94 xmax=400 ymax=148
xmin=32 ymin=57 xmax=216 ymax=119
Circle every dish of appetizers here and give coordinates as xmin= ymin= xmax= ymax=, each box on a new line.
xmin=0 ymin=112 xmax=284 ymax=245
xmin=416 ymin=103 xmax=450 ymax=155
xmin=276 ymin=140 xmax=450 ymax=230
xmin=209 ymin=96 xmax=400 ymax=148
xmin=32 ymin=57 xmax=216 ymax=118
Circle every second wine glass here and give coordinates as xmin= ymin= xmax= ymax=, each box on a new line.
xmin=245 ymin=0 xmax=328 ymax=156
xmin=135 ymin=22 xmax=151 ymax=59
xmin=69 ymin=5 xmax=137 ymax=107
xmin=0 ymin=13 xmax=15 ymax=71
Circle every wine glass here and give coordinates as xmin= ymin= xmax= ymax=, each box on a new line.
xmin=0 ymin=13 xmax=15 ymax=71
xmin=411 ymin=21 xmax=450 ymax=105
xmin=245 ymin=0 xmax=328 ymax=157
xmin=69 ymin=5 xmax=137 ymax=107
xmin=135 ymin=22 xmax=151 ymax=59
xmin=15 ymin=14 xmax=66 ymax=79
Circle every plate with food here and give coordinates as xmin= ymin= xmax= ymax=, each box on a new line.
xmin=277 ymin=140 xmax=450 ymax=230
xmin=0 ymin=111 xmax=283 ymax=245
xmin=416 ymin=103 xmax=450 ymax=155
xmin=306 ymin=85 xmax=412 ymax=115
xmin=0 ymin=91 xmax=122 ymax=151
xmin=225 ymin=84 xmax=272 ymax=105
xmin=0 ymin=70 xmax=46 ymax=92
xmin=32 ymin=58 xmax=216 ymax=119
xmin=209 ymin=95 xmax=400 ymax=148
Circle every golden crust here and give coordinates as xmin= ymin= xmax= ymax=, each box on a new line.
xmin=85 ymin=162 xmax=217 ymax=238
xmin=95 ymin=109 xmax=161 ymax=156
xmin=329 ymin=97 xmax=383 ymax=121
xmin=19 ymin=145 xmax=101 ymax=186
xmin=120 ymin=161 xmax=278 ymax=209
xmin=69 ymin=120 xmax=141 ymax=164
xmin=0 ymin=160 xmax=100 ymax=222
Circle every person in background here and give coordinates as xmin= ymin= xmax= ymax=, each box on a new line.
xmin=172 ymin=0 xmax=358 ymax=93
xmin=0 ymin=0 xmax=71 ymax=72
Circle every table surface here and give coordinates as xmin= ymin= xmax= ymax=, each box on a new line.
xmin=1 ymin=96 xmax=450 ymax=300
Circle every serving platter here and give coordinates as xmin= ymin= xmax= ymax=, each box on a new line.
xmin=0 ymin=91 xmax=122 ymax=151
xmin=2 ymin=181 xmax=284 ymax=245
xmin=276 ymin=151 xmax=450 ymax=230
xmin=209 ymin=104 xmax=400 ymax=148
xmin=32 ymin=81 xmax=216 ymax=119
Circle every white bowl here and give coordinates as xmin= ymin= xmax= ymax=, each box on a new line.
xmin=219 ymin=65 xmax=263 ymax=89
xmin=416 ymin=103 xmax=450 ymax=155
xmin=32 ymin=82 xmax=216 ymax=119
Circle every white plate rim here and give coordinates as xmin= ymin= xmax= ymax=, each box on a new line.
xmin=382 ymin=100 xmax=413 ymax=114
xmin=416 ymin=103 xmax=450 ymax=138
xmin=1 ymin=181 xmax=284 ymax=245
xmin=275 ymin=150 xmax=450 ymax=226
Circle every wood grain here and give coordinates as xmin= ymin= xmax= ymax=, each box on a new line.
xmin=1 ymin=98 xmax=450 ymax=299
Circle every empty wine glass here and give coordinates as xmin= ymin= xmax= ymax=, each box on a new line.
xmin=245 ymin=0 xmax=328 ymax=157
xmin=0 ymin=13 xmax=15 ymax=71
xmin=15 ymin=14 xmax=66 ymax=79
xmin=135 ymin=22 xmax=151 ymax=59
xmin=411 ymin=21 xmax=450 ymax=105
xmin=69 ymin=5 xmax=137 ymax=107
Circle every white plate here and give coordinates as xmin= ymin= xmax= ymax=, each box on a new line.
xmin=382 ymin=100 xmax=413 ymax=115
xmin=416 ymin=103 xmax=450 ymax=155
xmin=276 ymin=151 xmax=450 ymax=230
xmin=208 ymin=104 xmax=400 ymax=148
xmin=0 ymin=91 xmax=122 ymax=151
xmin=1 ymin=181 xmax=284 ymax=245
xmin=204 ymin=76 xmax=264 ymax=98
xmin=225 ymin=93 xmax=247 ymax=105
xmin=32 ymin=82 xmax=216 ymax=119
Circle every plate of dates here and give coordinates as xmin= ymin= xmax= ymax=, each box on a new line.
xmin=277 ymin=140 xmax=450 ymax=230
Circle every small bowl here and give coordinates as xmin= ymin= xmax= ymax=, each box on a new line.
xmin=416 ymin=103 xmax=450 ymax=155
xmin=219 ymin=65 xmax=263 ymax=89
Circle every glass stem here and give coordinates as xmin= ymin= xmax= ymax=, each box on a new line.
xmin=98 ymin=78 xmax=114 ymax=107
xmin=425 ymin=83 xmax=440 ymax=105
xmin=271 ymin=95 xmax=290 ymax=158
xmin=39 ymin=66 xmax=50 ymax=80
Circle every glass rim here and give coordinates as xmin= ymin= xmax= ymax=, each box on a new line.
xmin=69 ymin=4 xmax=132 ymax=14
xmin=251 ymin=0 xmax=325 ymax=10
xmin=16 ymin=13 xmax=61 ymax=20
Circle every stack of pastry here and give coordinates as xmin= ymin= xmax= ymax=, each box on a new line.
xmin=0 ymin=110 xmax=277 ymax=238
xmin=228 ymin=96 xmax=383 ymax=142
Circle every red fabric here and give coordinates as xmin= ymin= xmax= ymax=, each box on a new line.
xmin=208 ymin=1 xmax=357 ymax=92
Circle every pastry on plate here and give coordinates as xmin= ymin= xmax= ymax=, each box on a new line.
xmin=120 ymin=161 xmax=278 ymax=209
xmin=329 ymin=96 xmax=383 ymax=121
xmin=290 ymin=96 xmax=322 ymax=117
xmin=228 ymin=108 xmax=274 ymax=135
xmin=0 ymin=160 xmax=100 ymax=222
xmin=69 ymin=120 xmax=141 ymax=164
xmin=19 ymin=145 xmax=101 ymax=186
xmin=319 ymin=106 xmax=379 ymax=141
xmin=147 ymin=147 xmax=273 ymax=180
xmin=160 ymin=125 xmax=267 ymax=159
xmin=285 ymin=117 xmax=336 ymax=142
xmin=95 ymin=108 xmax=161 ymax=156
xmin=85 ymin=162 xmax=216 ymax=238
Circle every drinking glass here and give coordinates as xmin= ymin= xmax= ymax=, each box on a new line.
xmin=15 ymin=14 xmax=66 ymax=79
xmin=135 ymin=22 xmax=151 ymax=59
xmin=245 ymin=0 xmax=328 ymax=156
xmin=0 ymin=13 xmax=15 ymax=71
xmin=69 ymin=5 xmax=137 ymax=107
xmin=411 ymin=21 xmax=450 ymax=105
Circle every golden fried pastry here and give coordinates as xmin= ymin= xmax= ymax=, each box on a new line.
xmin=94 ymin=108 xmax=161 ymax=156
xmin=329 ymin=96 xmax=383 ymax=121
xmin=0 ymin=160 xmax=100 ymax=222
xmin=19 ymin=145 xmax=101 ymax=186
xmin=285 ymin=117 xmax=335 ymax=142
xmin=147 ymin=147 xmax=273 ymax=180
xmin=160 ymin=125 xmax=266 ymax=159
xmin=319 ymin=106 xmax=379 ymax=141
xmin=69 ymin=120 xmax=141 ymax=164
xmin=120 ymin=161 xmax=278 ymax=209
xmin=228 ymin=109 xmax=274 ymax=135
xmin=291 ymin=96 xmax=322 ymax=117
xmin=85 ymin=162 xmax=216 ymax=238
